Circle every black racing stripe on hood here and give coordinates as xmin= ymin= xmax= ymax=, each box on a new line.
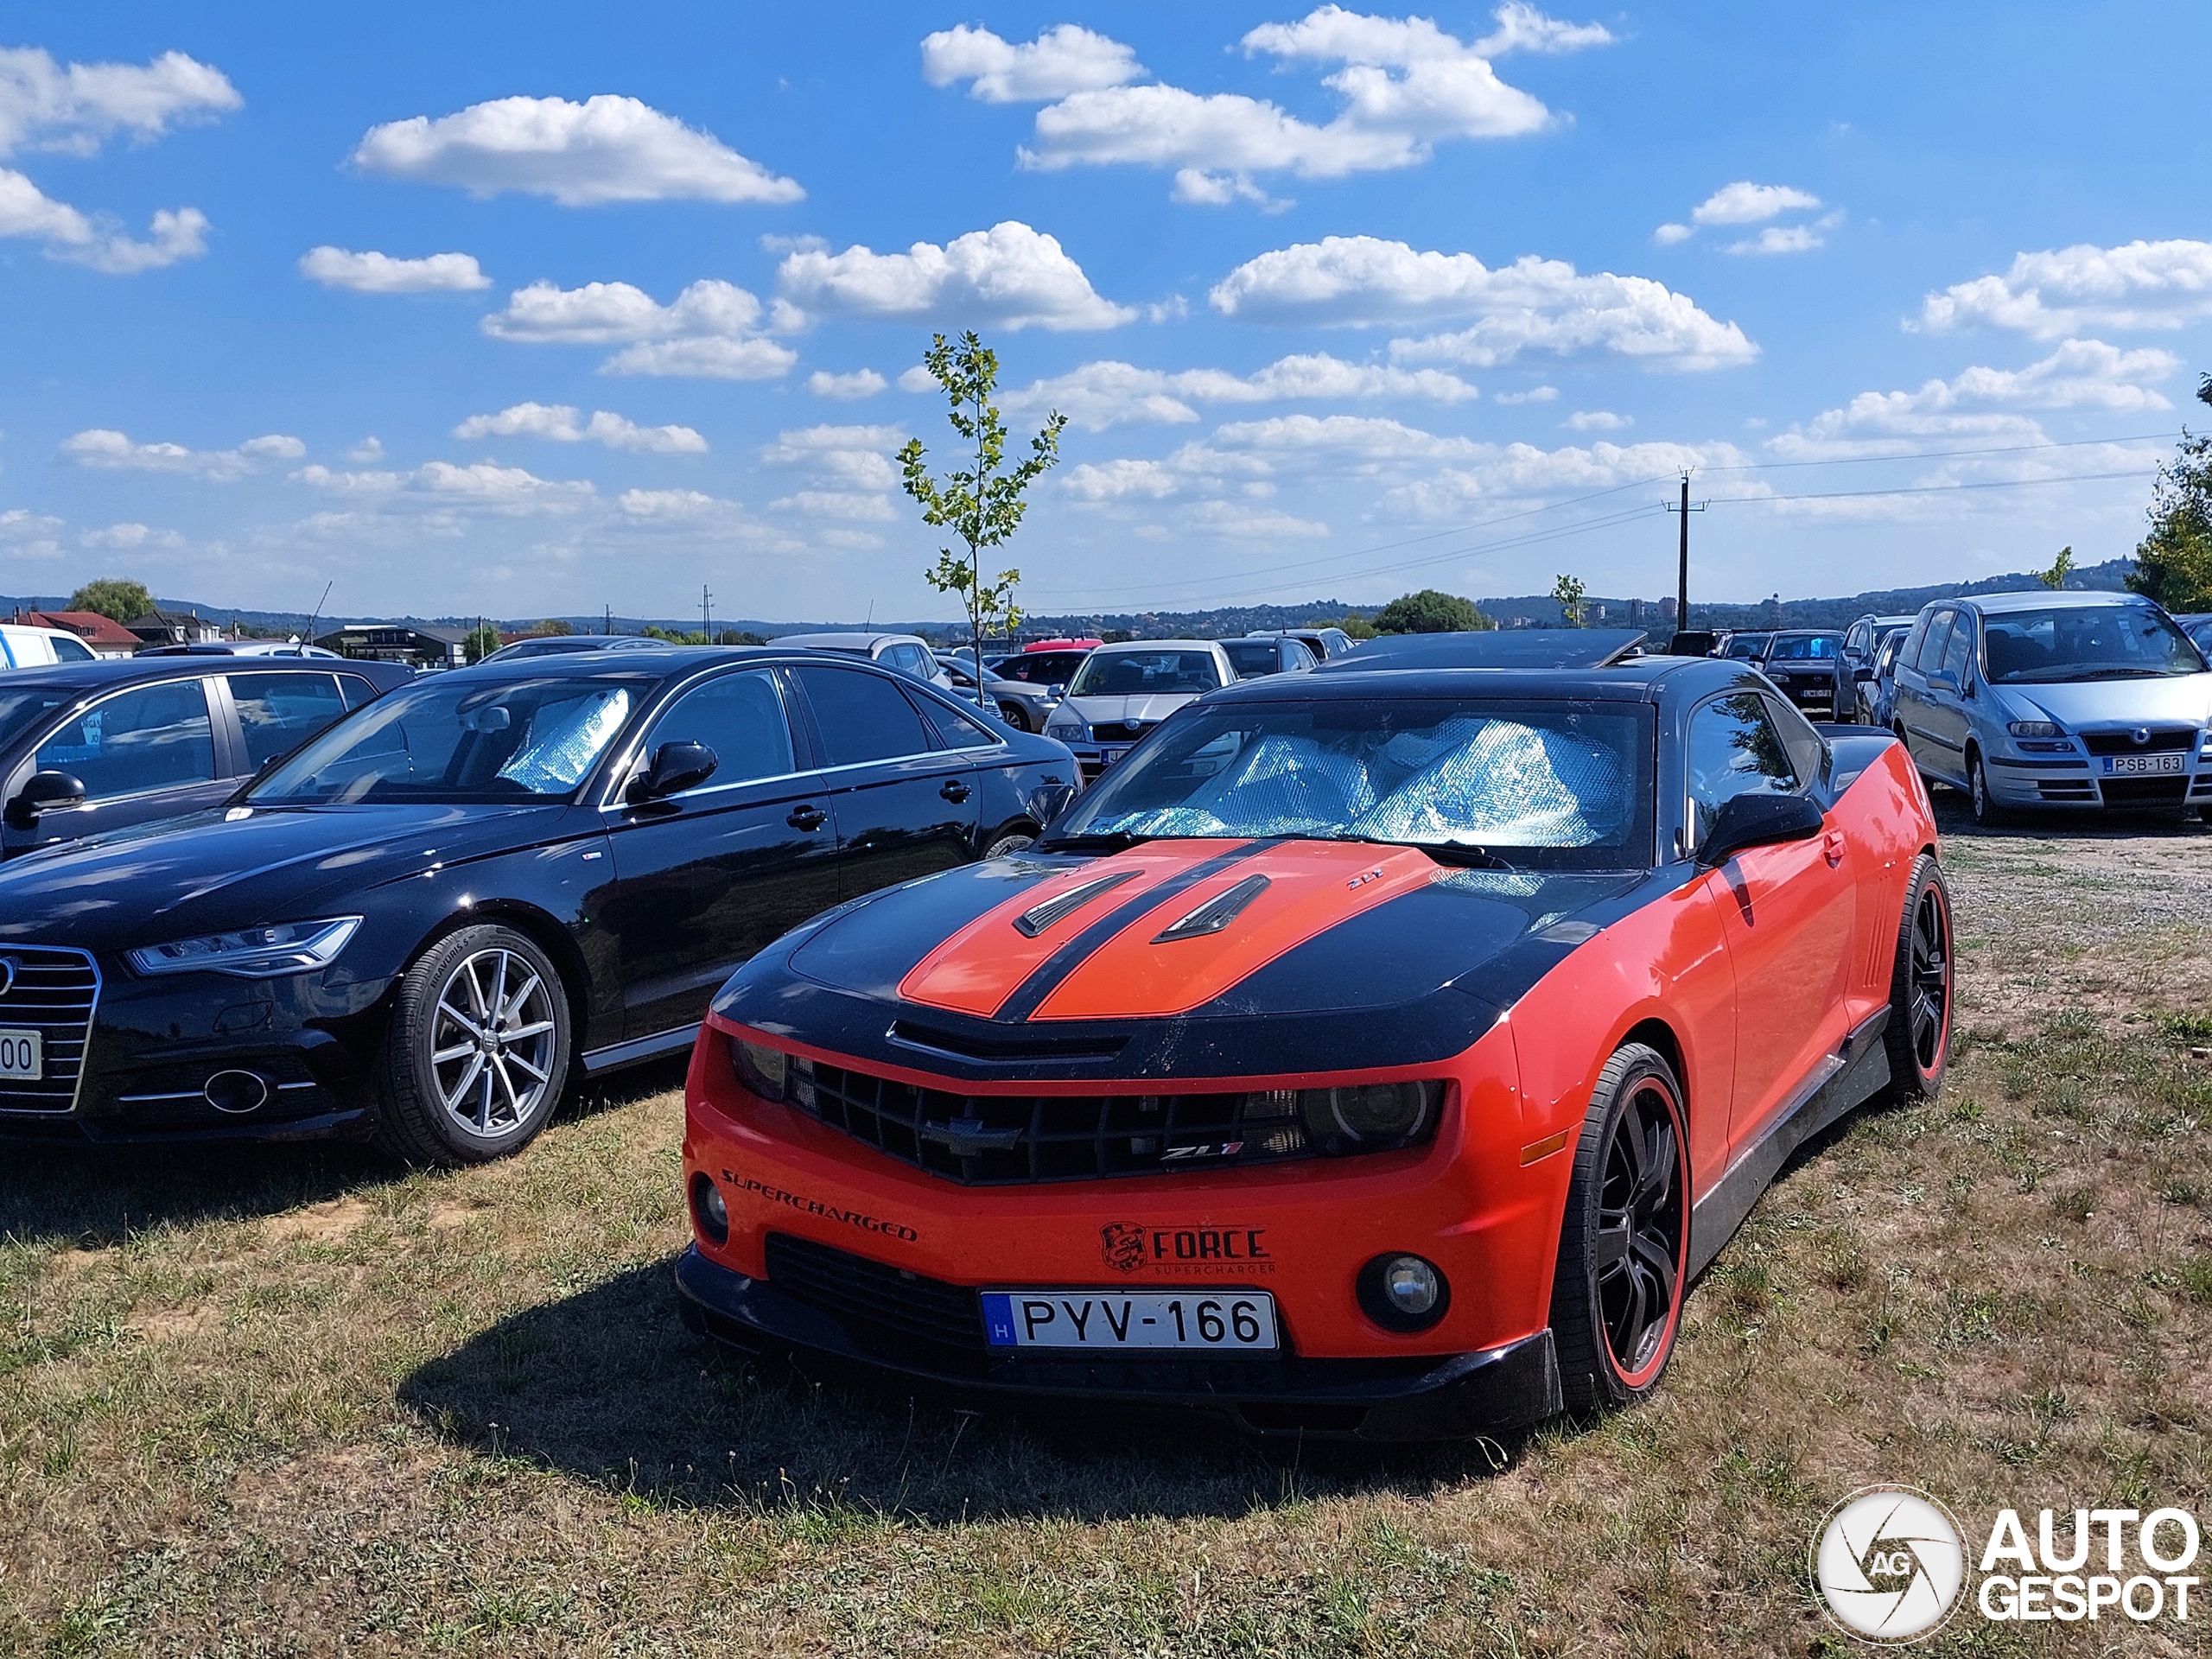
xmin=992 ymin=840 xmax=1274 ymax=1024
xmin=1444 ymin=862 xmax=1698 ymax=1013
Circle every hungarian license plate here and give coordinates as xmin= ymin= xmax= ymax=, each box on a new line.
xmin=0 ymin=1029 xmax=41 ymax=1081
xmin=2101 ymin=753 xmax=2183 ymax=776
xmin=1096 ymin=746 xmax=1132 ymax=768
xmin=982 ymin=1288 xmax=1279 ymax=1351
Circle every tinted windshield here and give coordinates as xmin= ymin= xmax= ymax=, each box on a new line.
xmin=0 ymin=687 xmax=79 ymax=752
xmin=1766 ymin=634 xmax=1840 ymax=660
xmin=248 ymin=673 xmax=651 ymax=804
xmin=1069 ymin=650 xmax=1223 ymax=697
xmin=1222 ymin=641 xmax=1284 ymax=677
xmin=1981 ymin=606 xmax=2207 ymax=683
xmin=1723 ymin=635 xmax=1769 ymax=659
xmin=1049 ymin=697 xmax=1653 ymax=870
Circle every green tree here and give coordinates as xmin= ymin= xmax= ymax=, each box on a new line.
xmin=527 ymin=618 xmax=574 ymax=637
xmin=67 ymin=578 xmax=154 ymax=623
xmin=463 ymin=622 xmax=501 ymax=663
xmin=716 ymin=629 xmax=767 ymax=645
xmin=1551 ymin=573 xmax=1587 ymax=626
xmin=1325 ymin=613 xmax=1379 ymax=640
xmin=2036 ymin=546 xmax=2076 ymax=589
xmin=899 ymin=332 xmax=1068 ymax=704
xmin=2126 ymin=377 xmax=2212 ymax=613
xmin=644 ymin=626 xmax=709 ymax=645
xmin=1373 ymin=588 xmax=1491 ymax=633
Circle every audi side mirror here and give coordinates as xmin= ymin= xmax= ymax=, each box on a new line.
xmin=5 ymin=770 xmax=86 ymax=828
xmin=1697 ymin=791 xmax=1824 ymax=867
xmin=626 ymin=741 xmax=718 ymax=804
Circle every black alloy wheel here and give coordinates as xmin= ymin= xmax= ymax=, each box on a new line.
xmin=1883 ymin=854 xmax=1953 ymax=1101
xmin=1549 ymin=1043 xmax=1689 ymax=1414
xmin=375 ymin=924 xmax=573 ymax=1167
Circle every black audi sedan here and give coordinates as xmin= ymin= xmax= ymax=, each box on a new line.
xmin=0 ymin=649 xmax=1075 ymax=1162
xmin=2 ymin=655 xmax=413 ymax=858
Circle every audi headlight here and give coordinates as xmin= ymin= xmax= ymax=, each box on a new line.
xmin=729 ymin=1037 xmax=816 ymax=1108
xmin=127 ymin=917 xmax=361 ymax=978
xmin=2006 ymin=720 xmax=2063 ymax=740
xmin=1297 ymin=1080 xmax=1442 ymax=1154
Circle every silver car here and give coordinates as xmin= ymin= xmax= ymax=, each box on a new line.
xmin=1890 ymin=589 xmax=2212 ymax=825
xmin=774 ymin=631 xmax=954 ymax=692
xmin=1043 ymin=639 xmax=1235 ymax=783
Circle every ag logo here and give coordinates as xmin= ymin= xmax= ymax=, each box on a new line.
xmin=1100 ymin=1224 xmax=1148 ymax=1274
xmin=1812 ymin=1485 xmax=1967 ymax=1643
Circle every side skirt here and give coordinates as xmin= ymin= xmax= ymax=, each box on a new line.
xmin=1687 ymin=1007 xmax=1892 ymax=1281
xmin=581 ymin=1022 xmax=700 ymax=1074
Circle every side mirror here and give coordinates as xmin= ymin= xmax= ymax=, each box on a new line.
xmin=5 ymin=770 xmax=86 ymax=829
xmin=1925 ymin=668 xmax=1958 ymax=693
xmin=1853 ymin=664 xmax=1877 ymax=681
xmin=1697 ymin=791 xmax=1823 ymax=867
xmin=626 ymin=741 xmax=718 ymax=804
xmin=1046 ymin=683 xmax=1067 ymax=698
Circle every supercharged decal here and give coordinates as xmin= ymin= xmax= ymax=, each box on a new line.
xmin=1102 ymin=1222 xmax=1274 ymax=1276
xmin=724 ymin=1172 xmax=920 ymax=1243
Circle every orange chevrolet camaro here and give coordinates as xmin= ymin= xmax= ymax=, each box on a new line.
xmin=675 ymin=656 xmax=1951 ymax=1440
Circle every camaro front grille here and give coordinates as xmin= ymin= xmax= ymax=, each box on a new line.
xmin=2082 ymin=728 xmax=2197 ymax=754
xmin=801 ymin=1061 xmax=1312 ymax=1185
xmin=0 ymin=947 xmax=99 ymax=1115
xmin=764 ymin=1231 xmax=984 ymax=1350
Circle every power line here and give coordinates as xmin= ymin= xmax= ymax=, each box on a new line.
xmin=1713 ymin=466 xmax=2156 ymax=506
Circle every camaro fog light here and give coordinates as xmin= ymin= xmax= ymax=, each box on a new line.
xmin=690 ymin=1173 xmax=729 ymax=1245
xmin=127 ymin=917 xmax=362 ymax=978
xmin=1357 ymin=1252 xmax=1451 ymax=1333
xmin=2005 ymin=720 xmax=2063 ymax=739
xmin=729 ymin=1037 xmax=814 ymax=1107
xmin=1298 ymin=1080 xmax=1441 ymax=1153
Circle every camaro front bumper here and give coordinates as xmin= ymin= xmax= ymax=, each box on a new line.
xmin=673 ymin=1243 xmax=1563 ymax=1442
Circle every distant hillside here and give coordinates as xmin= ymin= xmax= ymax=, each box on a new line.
xmin=1 ymin=558 xmax=2139 ymax=645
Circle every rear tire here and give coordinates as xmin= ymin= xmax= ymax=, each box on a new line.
xmin=1548 ymin=1044 xmax=1689 ymax=1417
xmin=374 ymin=925 xmax=571 ymax=1168
xmin=1883 ymin=855 xmax=1952 ymax=1103
xmin=983 ymin=832 xmax=1036 ymax=859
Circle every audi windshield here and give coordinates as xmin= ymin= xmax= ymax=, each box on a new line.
xmin=1045 ymin=698 xmax=1654 ymax=870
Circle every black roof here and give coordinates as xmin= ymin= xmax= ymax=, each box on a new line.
xmin=1314 ymin=628 xmax=1648 ymax=672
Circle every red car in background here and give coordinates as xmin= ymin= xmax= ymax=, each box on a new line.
xmin=677 ymin=656 xmax=1950 ymax=1440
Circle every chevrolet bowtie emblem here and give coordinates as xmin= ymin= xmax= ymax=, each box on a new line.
xmin=919 ymin=1116 xmax=1024 ymax=1157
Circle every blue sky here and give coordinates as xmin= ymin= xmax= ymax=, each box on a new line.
xmin=3 ymin=2 xmax=2208 ymax=625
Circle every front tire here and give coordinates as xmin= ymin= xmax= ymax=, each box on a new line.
xmin=374 ymin=925 xmax=572 ymax=1167
xmin=983 ymin=832 xmax=1036 ymax=859
xmin=1883 ymin=855 xmax=1952 ymax=1102
xmin=1548 ymin=1044 xmax=1690 ymax=1417
xmin=1967 ymin=751 xmax=2006 ymax=828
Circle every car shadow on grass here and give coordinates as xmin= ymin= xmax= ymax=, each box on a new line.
xmin=398 ymin=1257 xmax=1526 ymax=1523
xmin=0 ymin=1054 xmax=691 ymax=1249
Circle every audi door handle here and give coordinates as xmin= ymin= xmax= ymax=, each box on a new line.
xmin=939 ymin=779 xmax=971 ymax=803
xmin=788 ymin=805 xmax=826 ymax=830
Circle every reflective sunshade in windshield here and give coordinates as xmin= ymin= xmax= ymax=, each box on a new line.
xmin=1050 ymin=698 xmax=1654 ymax=869
xmin=1069 ymin=650 xmax=1222 ymax=697
xmin=1980 ymin=606 xmax=2206 ymax=683
xmin=249 ymin=675 xmax=649 ymax=804
xmin=1765 ymin=634 xmax=1840 ymax=660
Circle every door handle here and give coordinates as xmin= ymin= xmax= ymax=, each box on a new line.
xmin=1822 ymin=829 xmax=1847 ymax=866
xmin=939 ymin=779 xmax=971 ymax=803
xmin=787 ymin=804 xmax=826 ymax=830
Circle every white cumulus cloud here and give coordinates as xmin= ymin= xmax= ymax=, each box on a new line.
xmin=1208 ymin=235 xmax=1757 ymax=370
xmin=0 ymin=172 xmax=209 ymax=271
xmin=767 ymin=489 xmax=899 ymax=522
xmin=300 ymin=246 xmax=489 ymax=293
xmin=806 ymin=368 xmax=888 ymax=400
xmin=760 ymin=423 xmax=906 ymax=491
xmin=352 ymin=93 xmax=803 ymax=206
xmin=1918 ymin=239 xmax=2212 ymax=338
xmin=921 ymin=24 xmax=1144 ymax=102
xmin=776 ymin=220 xmax=1133 ymax=331
xmin=295 ymin=460 xmax=595 ymax=514
xmin=481 ymin=277 xmax=798 ymax=378
xmin=0 ymin=46 xmax=239 ymax=158
xmin=1563 ymin=410 xmax=1630 ymax=429
xmin=453 ymin=402 xmax=707 ymax=454
xmin=1000 ymin=353 xmax=1478 ymax=429
xmin=1690 ymin=181 xmax=1821 ymax=226
xmin=60 ymin=428 xmax=302 ymax=482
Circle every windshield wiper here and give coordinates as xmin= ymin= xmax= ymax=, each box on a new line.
xmin=1034 ymin=830 xmax=1155 ymax=854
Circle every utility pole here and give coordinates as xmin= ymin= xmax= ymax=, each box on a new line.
xmin=604 ymin=603 xmax=612 ymax=635
xmin=701 ymin=583 xmax=713 ymax=642
xmin=1663 ymin=472 xmax=1707 ymax=632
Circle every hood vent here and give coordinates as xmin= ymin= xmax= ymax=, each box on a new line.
xmin=1014 ymin=870 xmax=1140 ymax=938
xmin=1153 ymin=874 xmax=1272 ymax=944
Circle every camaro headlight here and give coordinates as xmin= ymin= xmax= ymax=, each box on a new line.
xmin=126 ymin=916 xmax=361 ymax=978
xmin=730 ymin=1037 xmax=816 ymax=1108
xmin=2006 ymin=720 xmax=2063 ymax=739
xmin=1295 ymin=1080 xmax=1442 ymax=1153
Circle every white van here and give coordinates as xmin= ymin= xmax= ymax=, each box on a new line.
xmin=0 ymin=625 xmax=100 ymax=668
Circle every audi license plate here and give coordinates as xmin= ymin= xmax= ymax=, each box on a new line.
xmin=2101 ymin=753 xmax=2184 ymax=776
xmin=982 ymin=1288 xmax=1279 ymax=1351
xmin=0 ymin=1029 xmax=41 ymax=1081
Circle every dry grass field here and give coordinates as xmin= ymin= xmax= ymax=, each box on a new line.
xmin=4 ymin=801 xmax=2211 ymax=1656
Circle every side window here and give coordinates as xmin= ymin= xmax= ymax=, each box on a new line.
xmin=228 ymin=672 xmax=349 ymax=770
xmin=1940 ymin=613 xmax=1975 ymax=683
xmin=1686 ymin=692 xmax=1799 ymax=846
xmin=1765 ymin=694 xmax=1827 ymax=784
xmin=1913 ymin=612 xmax=1954 ymax=672
xmin=642 ymin=669 xmax=796 ymax=787
xmin=793 ymin=665 xmax=935 ymax=766
xmin=337 ymin=674 xmax=379 ymax=708
xmin=35 ymin=679 xmax=218 ymax=801
xmin=912 ymin=690 xmax=999 ymax=749
xmin=49 ymin=635 xmax=94 ymax=663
